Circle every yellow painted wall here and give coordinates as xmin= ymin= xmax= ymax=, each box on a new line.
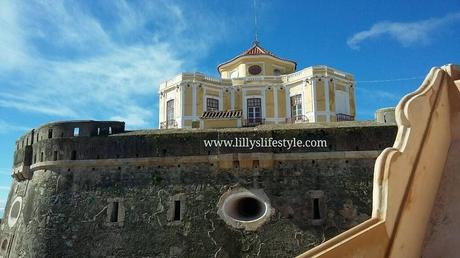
xmin=203 ymin=119 xmax=238 ymax=129
xmin=224 ymin=90 xmax=231 ymax=110
xmin=266 ymin=88 xmax=274 ymax=118
xmin=219 ymin=56 xmax=296 ymax=78
xmin=184 ymin=86 xmax=193 ymax=116
xmin=246 ymin=90 xmax=261 ymax=96
xmin=336 ymin=82 xmax=346 ymax=91
xmin=330 ymin=115 xmax=337 ymax=122
xmin=197 ymin=87 xmax=204 ymax=115
xmin=316 ymin=80 xmax=326 ymax=112
xmin=183 ymin=120 xmax=193 ymax=127
xmin=317 ymin=115 xmax=326 ymax=122
xmin=350 ymin=86 xmax=356 ymax=116
xmin=207 ymin=89 xmax=220 ymax=97
xmin=329 ymin=81 xmax=335 ymax=113
xmin=278 ymin=88 xmax=286 ymax=118
xmin=235 ymin=90 xmax=241 ymax=110
xmin=304 ymin=83 xmax=313 ymax=112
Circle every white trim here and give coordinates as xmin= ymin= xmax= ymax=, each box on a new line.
xmin=285 ymin=85 xmax=291 ymax=119
xmin=243 ymin=95 xmax=264 ymax=119
xmin=180 ymin=84 xmax=185 ymax=127
xmin=301 ymin=80 xmax=306 ymax=118
xmin=324 ymin=77 xmax=330 ymax=122
xmin=311 ymin=78 xmax=317 ymax=122
xmin=332 ymin=79 xmax=336 ymax=113
xmin=230 ymin=69 xmax=239 ymax=79
xmin=274 ymin=87 xmax=278 ymax=120
xmin=262 ymin=87 xmax=266 ymax=118
xmin=265 ymin=118 xmax=286 ymax=122
xmin=219 ymin=90 xmax=223 ymax=110
xmin=334 ymin=89 xmax=350 ymax=115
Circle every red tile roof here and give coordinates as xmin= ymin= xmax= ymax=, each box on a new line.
xmin=242 ymin=42 xmax=274 ymax=56
xmin=217 ymin=41 xmax=296 ymax=72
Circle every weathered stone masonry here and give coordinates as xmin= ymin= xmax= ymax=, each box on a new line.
xmin=1 ymin=120 xmax=396 ymax=258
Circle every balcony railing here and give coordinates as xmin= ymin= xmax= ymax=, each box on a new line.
xmin=243 ymin=118 xmax=265 ymax=127
xmin=285 ymin=115 xmax=309 ymax=124
xmin=336 ymin=113 xmax=354 ymax=122
xmin=160 ymin=119 xmax=178 ymax=129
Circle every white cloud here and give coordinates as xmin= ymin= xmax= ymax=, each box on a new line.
xmin=0 ymin=120 xmax=29 ymax=134
xmin=347 ymin=12 xmax=460 ymax=49
xmin=0 ymin=0 xmax=228 ymax=129
xmin=0 ymin=186 xmax=11 ymax=191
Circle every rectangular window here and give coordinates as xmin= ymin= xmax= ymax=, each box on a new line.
xmin=40 ymin=152 xmax=44 ymax=162
xmin=313 ymin=198 xmax=321 ymax=220
xmin=335 ymin=91 xmax=349 ymax=114
xmin=110 ymin=202 xmax=119 ymax=222
xmin=97 ymin=128 xmax=101 ymax=136
xmin=71 ymin=150 xmax=77 ymax=160
xmin=73 ymin=128 xmax=80 ymax=136
xmin=108 ymin=127 xmax=112 ymax=135
xmin=166 ymin=99 xmax=175 ymax=121
xmin=173 ymin=200 xmax=181 ymax=221
xmin=290 ymin=94 xmax=302 ymax=120
xmin=247 ymin=98 xmax=262 ymax=123
xmin=206 ymin=98 xmax=219 ymax=111
xmin=53 ymin=151 xmax=58 ymax=161
xmin=48 ymin=129 xmax=53 ymax=139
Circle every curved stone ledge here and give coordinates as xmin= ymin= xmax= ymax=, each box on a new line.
xmin=28 ymin=150 xmax=381 ymax=172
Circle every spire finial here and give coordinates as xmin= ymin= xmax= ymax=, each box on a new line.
xmin=253 ymin=0 xmax=259 ymax=44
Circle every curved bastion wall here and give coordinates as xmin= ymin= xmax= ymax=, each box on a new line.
xmin=1 ymin=121 xmax=396 ymax=257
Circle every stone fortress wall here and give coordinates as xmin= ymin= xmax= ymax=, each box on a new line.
xmin=1 ymin=120 xmax=396 ymax=257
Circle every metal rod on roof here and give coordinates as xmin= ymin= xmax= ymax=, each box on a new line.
xmin=253 ymin=0 xmax=259 ymax=44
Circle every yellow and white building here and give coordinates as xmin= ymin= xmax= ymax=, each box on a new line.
xmin=159 ymin=42 xmax=356 ymax=129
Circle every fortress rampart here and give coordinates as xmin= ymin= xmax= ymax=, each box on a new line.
xmin=2 ymin=120 xmax=396 ymax=257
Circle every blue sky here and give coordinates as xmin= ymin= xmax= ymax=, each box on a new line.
xmin=0 ymin=0 xmax=459 ymax=215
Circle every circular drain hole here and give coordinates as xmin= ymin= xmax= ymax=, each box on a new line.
xmin=224 ymin=196 xmax=267 ymax=222
xmin=8 ymin=196 xmax=22 ymax=228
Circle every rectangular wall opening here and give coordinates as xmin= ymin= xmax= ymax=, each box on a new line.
xmin=48 ymin=129 xmax=53 ymax=139
xmin=40 ymin=152 xmax=44 ymax=162
xmin=110 ymin=202 xmax=119 ymax=222
xmin=71 ymin=150 xmax=77 ymax=160
xmin=173 ymin=200 xmax=181 ymax=221
xmin=73 ymin=128 xmax=80 ymax=136
xmin=313 ymin=198 xmax=321 ymax=220
xmin=53 ymin=151 xmax=58 ymax=161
